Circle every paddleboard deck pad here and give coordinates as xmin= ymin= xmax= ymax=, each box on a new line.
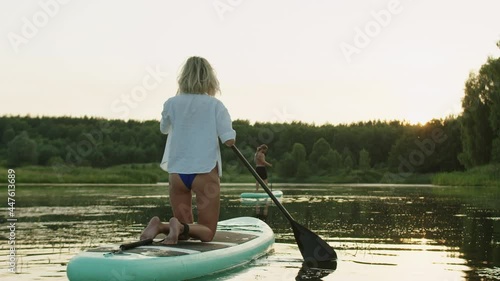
xmin=67 ymin=217 xmax=274 ymax=281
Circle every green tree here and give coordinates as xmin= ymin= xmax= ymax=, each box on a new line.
xmin=492 ymin=138 xmax=500 ymax=163
xmin=328 ymin=149 xmax=343 ymax=171
xmin=276 ymin=152 xmax=295 ymax=178
xmin=359 ymin=148 xmax=371 ymax=170
xmin=38 ymin=144 xmax=60 ymax=165
xmin=459 ymin=60 xmax=497 ymax=168
xmin=387 ymin=129 xmax=418 ymax=173
xmin=317 ymin=155 xmax=330 ymax=171
xmin=296 ymin=162 xmax=310 ymax=178
xmin=310 ymin=138 xmax=332 ymax=171
xmin=483 ymin=56 xmax=500 ymax=163
xmin=458 ymin=50 xmax=500 ymax=167
xmin=291 ymin=143 xmax=310 ymax=177
xmin=341 ymin=147 xmax=355 ymax=168
xmin=2 ymin=126 xmax=15 ymax=144
xmin=343 ymin=154 xmax=354 ymax=170
xmin=291 ymin=143 xmax=307 ymax=163
xmin=7 ymin=131 xmax=38 ymax=166
xmin=442 ymin=117 xmax=464 ymax=170
xmin=276 ymin=143 xmax=310 ymax=178
xmin=309 ymin=138 xmax=331 ymax=162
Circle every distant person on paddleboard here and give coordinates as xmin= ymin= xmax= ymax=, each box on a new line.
xmin=140 ymin=56 xmax=236 ymax=245
xmin=254 ymin=144 xmax=272 ymax=191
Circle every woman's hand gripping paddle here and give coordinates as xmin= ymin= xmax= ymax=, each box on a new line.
xmin=232 ymin=145 xmax=337 ymax=264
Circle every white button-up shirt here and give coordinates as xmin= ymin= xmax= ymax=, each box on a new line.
xmin=160 ymin=93 xmax=236 ymax=176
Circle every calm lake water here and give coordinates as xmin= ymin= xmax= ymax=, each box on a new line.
xmin=1 ymin=184 xmax=499 ymax=281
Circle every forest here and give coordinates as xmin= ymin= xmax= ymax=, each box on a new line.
xmin=1 ymin=53 xmax=499 ymax=184
xmin=0 ymin=115 xmax=461 ymax=178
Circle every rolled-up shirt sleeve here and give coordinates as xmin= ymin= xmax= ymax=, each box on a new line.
xmin=216 ymin=103 xmax=236 ymax=143
xmin=160 ymin=100 xmax=171 ymax=134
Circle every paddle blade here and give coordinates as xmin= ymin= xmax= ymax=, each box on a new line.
xmin=291 ymin=221 xmax=337 ymax=264
xmin=296 ymin=259 xmax=337 ymax=281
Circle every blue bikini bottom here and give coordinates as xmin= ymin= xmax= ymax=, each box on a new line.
xmin=179 ymin=173 xmax=197 ymax=190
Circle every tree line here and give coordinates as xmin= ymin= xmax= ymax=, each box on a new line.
xmin=1 ymin=47 xmax=498 ymax=180
xmin=0 ymin=116 xmax=463 ymax=176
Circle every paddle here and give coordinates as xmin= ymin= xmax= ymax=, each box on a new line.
xmin=269 ymin=169 xmax=273 ymax=191
xmin=231 ymin=145 xmax=337 ymax=264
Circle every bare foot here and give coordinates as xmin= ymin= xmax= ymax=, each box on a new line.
xmin=140 ymin=216 xmax=161 ymax=240
xmin=163 ymin=217 xmax=182 ymax=245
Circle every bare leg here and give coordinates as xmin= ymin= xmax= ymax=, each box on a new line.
xmin=140 ymin=172 xmax=193 ymax=242
xmin=169 ymin=173 xmax=194 ymax=240
xmin=190 ymin=167 xmax=220 ymax=242
xmin=169 ymin=168 xmax=220 ymax=242
xmin=169 ymin=174 xmax=194 ymax=224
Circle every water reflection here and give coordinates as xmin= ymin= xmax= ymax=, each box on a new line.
xmin=0 ymin=185 xmax=499 ymax=280
xmin=463 ymin=208 xmax=500 ymax=267
xmin=296 ymin=261 xmax=337 ymax=281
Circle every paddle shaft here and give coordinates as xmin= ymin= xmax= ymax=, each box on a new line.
xmin=231 ymin=146 xmax=295 ymax=222
xmin=269 ymin=169 xmax=273 ymax=190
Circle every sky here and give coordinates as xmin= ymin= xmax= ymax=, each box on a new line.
xmin=1 ymin=0 xmax=499 ymax=125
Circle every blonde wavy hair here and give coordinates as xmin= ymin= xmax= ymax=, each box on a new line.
xmin=257 ymin=144 xmax=268 ymax=152
xmin=177 ymin=56 xmax=220 ymax=96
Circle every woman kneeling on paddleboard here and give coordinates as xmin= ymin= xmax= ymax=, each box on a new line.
xmin=140 ymin=56 xmax=236 ymax=244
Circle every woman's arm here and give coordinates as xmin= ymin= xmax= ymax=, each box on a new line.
xmin=224 ymin=139 xmax=235 ymax=147
xmin=216 ymin=102 xmax=236 ymax=145
xmin=160 ymin=100 xmax=171 ymax=134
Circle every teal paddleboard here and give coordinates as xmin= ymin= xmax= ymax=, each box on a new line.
xmin=66 ymin=217 xmax=274 ymax=281
xmin=241 ymin=190 xmax=283 ymax=199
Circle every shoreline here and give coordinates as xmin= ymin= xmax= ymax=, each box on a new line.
xmin=17 ymin=182 xmax=438 ymax=187
xmin=6 ymin=164 xmax=499 ymax=187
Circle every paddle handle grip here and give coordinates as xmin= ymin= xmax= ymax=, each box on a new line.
xmin=119 ymin=238 xmax=153 ymax=251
